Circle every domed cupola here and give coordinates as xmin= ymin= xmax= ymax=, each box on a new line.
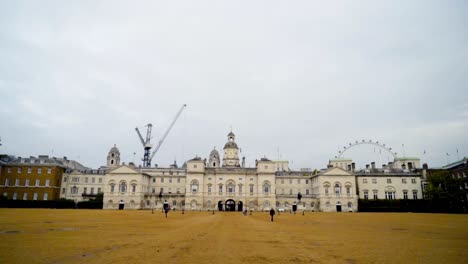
xmin=107 ymin=144 xmax=121 ymax=168
xmin=209 ymin=147 xmax=220 ymax=168
xmin=222 ymin=131 xmax=240 ymax=167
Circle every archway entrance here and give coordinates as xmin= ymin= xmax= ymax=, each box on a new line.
xmin=237 ymin=201 xmax=243 ymax=212
xmin=225 ymin=199 xmax=236 ymax=211
xmin=336 ymin=202 xmax=342 ymax=212
xmin=218 ymin=201 xmax=223 ymax=211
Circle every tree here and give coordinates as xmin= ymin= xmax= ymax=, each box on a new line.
xmin=425 ymin=170 xmax=466 ymax=213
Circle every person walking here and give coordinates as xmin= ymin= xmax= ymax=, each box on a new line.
xmin=163 ymin=200 xmax=169 ymax=218
xmin=269 ymin=208 xmax=276 ymax=222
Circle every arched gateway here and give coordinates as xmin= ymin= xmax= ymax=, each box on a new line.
xmin=225 ymin=199 xmax=236 ymax=211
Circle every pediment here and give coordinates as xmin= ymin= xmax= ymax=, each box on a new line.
xmin=107 ymin=165 xmax=140 ymax=174
xmin=320 ymin=167 xmax=353 ymax=176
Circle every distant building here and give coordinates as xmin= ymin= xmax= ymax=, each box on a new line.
xmin=0 ymin=155 xmax=88 ymax=201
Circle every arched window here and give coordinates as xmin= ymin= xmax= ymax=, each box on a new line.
xmin=227 ymin=181 xmax=235 ymax=194
xmin=191 ymin=180 xmax=199 ymax=193
xmin=263 ymin=181 xmax=271 ymax=194
xmin=71 ymin=186 xmax=78 ymax=194
xmin=132 ymin=185 xmax=136 ymax=193
xmin=334 ymin=183 xmax=341 ymax=196
xmin=120 ymin=182 xmax=127 ymax=193
xmin=348 ymin=202 xmax=352 ymax=208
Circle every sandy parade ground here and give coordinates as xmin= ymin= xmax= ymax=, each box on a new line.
xmin=0 ymin=209 xmax=467 ymax=264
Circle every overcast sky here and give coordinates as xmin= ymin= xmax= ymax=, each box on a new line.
xmin=1 ymin=1 xmax=467 ymax=170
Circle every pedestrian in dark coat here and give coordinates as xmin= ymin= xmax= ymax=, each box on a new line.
xmin=269 ymin=208 xmax=276 ymax=222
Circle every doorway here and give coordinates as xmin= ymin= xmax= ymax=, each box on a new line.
xmin=225 ymin=199 xmax=236 ymax=211
xmin=336 ymin=202 xmax=342 ymax=212
xmin=218 ymin=201 xmax=223 ymax=211
xmin=237 ymin=201 xmax=243 ymax=212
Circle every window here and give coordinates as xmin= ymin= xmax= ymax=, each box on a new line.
xmin=334 ymin=184 xmax=341 ymax=196
xmin=363 ymin=178 xmax=368 ymax=183
xmin=385 ymin=191 xmax=395 ymax=200
xmin=402 ymin=179 xmax=407 ymax=184
xmin=169 ymin=178 xmax=172 ymax=183
xmin=411 ymin=179 xmax=416 ymax=184
xmin=120 ymin=182 xmax=127 ymax=192
xmin=110 ymin=185 xmax=115 ymax=193
xmin=177 ymin=178 xmax=180 ymax=183
xmin=325 ymin=188 xmax=329 ymax=196
xmin=191 ymin=181 xmax=199 ymax=193
xmin=372 ymin=179 xmax=377 ymax=184
xmin=47 ymin=168 xmax=52 ymax=174
xmin=152 ymin=188 xmax=155 ymax=193
xmin=27 ymin=167 xmax=32 ymax=173
xmin=62 ymin=188 xmax=65 ymax=194
xmin=17 ymin=168 xmax=22 ymax=173
xmin=90 ymin=188 xmax=94 ymax=195
xmin=7 ymin=168 xmax=11 ymax=173
xmin=25 ymin=179 xmax=30 ymax=186
xmin=85 ymin=177 xmax=88 ymax=183
xmin=373 ymin=190 xmax=378 ymax=199
xmin=208 ymin=185 xmax=212 ymax=194
xmin=281 ymin=179 xmax=284 ymax=184
xmin=238 ymin=185 xmax=242 ymax=193
xmin=23 ymin=193 xmax=28 ymax=200
xmin=83 ymin=187 xmax=87 ymax=194
xmin=194 ymin=165 xmax=198 ymax=168
xmin=45 ymin=179 xmax=50 ymax=186
xmin=403 ymin=191 xmax=408 ymax=199
xmin=132 ymin=185 xmax=136 ymax=193
xmin=364 ymin=191 xmax=369 ymax=200
xmin=219 ymin=185 xmax=223 ymax=193
xmin=43 ymin=193 xmax=48 ymax=201
xmin=176 ymin=188 xmax=180 ymax=194
xmin=33 ymin=193 xmax=38 ymax=200
xmin=249 ymin=185 xmax=254 ymax=194
xmin=4 ymin=178 xmax=9 ymax=186
xmin=99 ymin=178 xmax=102 ymax=183
xmin=289 ymin=189 xmax=293 ymax=195
xmin=289 ymin=179 xmax=292 ymax=184
xmin=92 ymin=178 xmax=95 ymax=183
xmin=161 ymin=178 xmax=164 ymax=183
xmin=297 ymin=179 xmax=301 ymax=184
xmin=15 ymin=179 xmax=20 ymax=186
xmin=281 ymin=188 xmax=284 ymax=194
xmin=346 ymin=186 xmax=350 ymax=195
xmin=306 ymin=189 xmax=310 ymax=195
xmin=412 ymin=191 xmax=417 ymax=199
xmin=71 ymin=186 xmax=78 ymax=194
xmin=37 ymin=168 xmax=42 ymax=174
xmin=387 ymin=179 xmax=392 ymax=184
xmin=227 ymin=182 xmax=235 ymax=193
xmin=153 ymin=178 xmax=156 ymax=183
xmin=13 ymin=193 xmax=18 ymax=200
xmin=262 ymin=181 xmax=271 ymax=194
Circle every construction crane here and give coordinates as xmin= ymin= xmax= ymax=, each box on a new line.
xmin=135 ymin=104 xmax=187 ymax=167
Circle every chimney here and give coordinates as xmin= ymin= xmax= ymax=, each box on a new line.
xmin=371 ymin=162 xmax=376 ymax=169
xmin=242 ymin=157 xmax=245 ymax=168
xmin=327 ymin=164 xmax=333 ymax=169
xmin=402 ymin=164 xmax=406 ymax=170
xmin=366 ymin=164 xmax=370 ymax=169
xmin=382 ymin=164 xmax=387 ymax=169
xmin=422 ymin=163 xmax=428 ymax=170
xmin=347 ymin=164 xmax=352 ymax=171
xmin=351 ymin=162 xmax=356 ymax=172
xmin=388 ymin=162 xmax=393 ymax=169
